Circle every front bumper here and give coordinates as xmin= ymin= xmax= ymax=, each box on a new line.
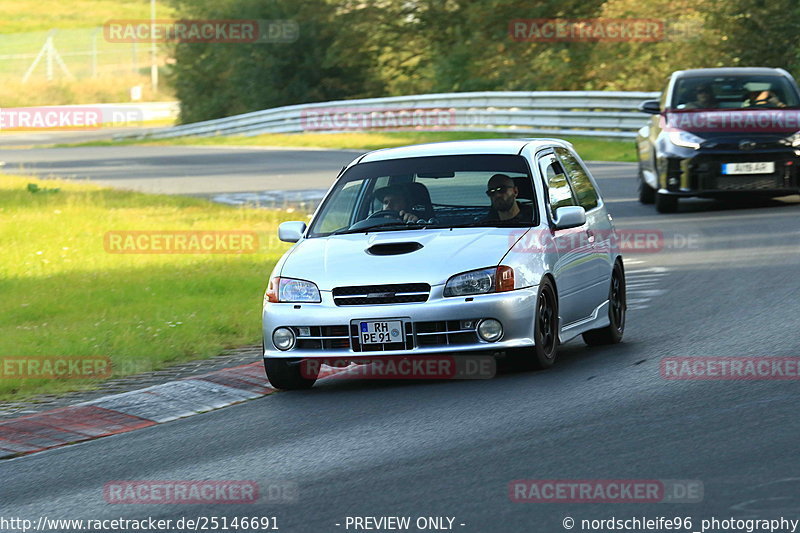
xmin=262 ymin=286 xmax=539 ymax=359
xmin=656 ymin=142 xmax=800 ymax=197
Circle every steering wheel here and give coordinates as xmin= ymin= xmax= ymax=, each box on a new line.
xmin=367 ymin=209 xmax=402 ymax=220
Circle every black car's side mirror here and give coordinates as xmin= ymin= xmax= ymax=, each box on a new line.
xmin=638 ymin=100 xmax=662 ymax=114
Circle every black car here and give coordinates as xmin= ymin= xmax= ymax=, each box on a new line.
xmin=636 ymin=67 xmax=800 ymax=213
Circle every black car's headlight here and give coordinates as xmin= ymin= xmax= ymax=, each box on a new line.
xmin=443 ymin=266 xmax=515 ymax=297
xmin=668 ymin=130 xmax=704 ymax=150
xmin=782 ymin=131 xmax=800 ymax=148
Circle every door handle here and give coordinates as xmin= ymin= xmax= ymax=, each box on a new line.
xmin=586 ymin=229 xmax=595 ymax=244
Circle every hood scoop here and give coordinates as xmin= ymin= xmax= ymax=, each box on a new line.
xmin=366 ymin=242 xmax=423 ymax=256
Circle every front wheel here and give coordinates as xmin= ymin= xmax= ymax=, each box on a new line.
xmin=638 ymin=166 xmax=655 ymax=204
xmin=509 ymin=278 xmax=559 ymax=370
xmin=264 ymin=357 xmax=318 ymax=390
xmin=582 ymin=262 xmax=626 ymax=346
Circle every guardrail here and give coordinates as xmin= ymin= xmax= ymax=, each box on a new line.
xmin=0 ymin=101 xmax=179 ymax=126
xmin=115 ymin=91 xmax=660 ymax=141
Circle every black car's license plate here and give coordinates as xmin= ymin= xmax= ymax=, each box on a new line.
xmin=721 ymin=162 xmax=774 ymax=175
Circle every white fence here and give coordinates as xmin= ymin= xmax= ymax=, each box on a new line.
xmin=0 ymin=28 xmax=168 ymax=82
xmin=116 ymin=91 xmax=660 ymax=141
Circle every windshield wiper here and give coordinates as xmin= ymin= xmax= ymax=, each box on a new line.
xmin=330 ymin=222 xmax=429 ymax=235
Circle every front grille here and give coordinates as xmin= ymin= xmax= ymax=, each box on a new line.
xmin=293 ymin=325 xmax=350 ymax=350
xmin=351 ymin=322 xmax=414 ymax=352
xmin=710 ymin=140 xmax=785 ymax=151
xmin=688 ymin=155 xmax=798 ymax=191
xmin=333 ymin=283 xmax=430 ymax=306
xmin=288 ymin=320 xmax=483 ymax=353
xmin=415 ymin=320 xmax=479 ymax=347
xmin=713 ymin=175 xmax=780 ymax=191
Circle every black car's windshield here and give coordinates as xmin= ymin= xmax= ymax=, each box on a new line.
xmin=672 ymin=75 xmax=800 ymax=110
xmin=307 ymin=154 xmax=537 ymax=238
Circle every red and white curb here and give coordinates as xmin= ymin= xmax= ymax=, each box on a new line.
xmin=0 ymin=362 xmax=287 ymax=459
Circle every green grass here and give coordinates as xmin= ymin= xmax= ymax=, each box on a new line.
xmin=72 ymin=131 xmax=638 ymax=162
xmin=0 ymin=174 xmax=304 ymax=401
xmin=0 ymin=0 xmax=175 ymax=33
xmin=0 ymin=1 xmax=177 ymax=105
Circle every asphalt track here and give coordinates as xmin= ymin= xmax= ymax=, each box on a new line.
xmin=2 ymin=143 xmax=800 ymax=532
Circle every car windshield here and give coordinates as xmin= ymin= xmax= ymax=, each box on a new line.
xmin=307 ymin=154 xmax=537 ymax=238
xmin=672 ymin=75 xmax=800 ymax=110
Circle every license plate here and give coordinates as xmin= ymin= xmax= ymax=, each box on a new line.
xmin=721 ymin=162 xmax=775 ymax=175
xmin=359 ymin=320 xmax=403 ymax=345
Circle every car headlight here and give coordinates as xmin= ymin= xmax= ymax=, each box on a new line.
xmin=782 ymin=131 xmax=800 ymax=147
xmin=443 ymin=266 xmax=515 ymax=297
xmin=265 ymin=277 xmax=321 ymax=303
xmin=668 ymin=130 xmax=704 ymax=150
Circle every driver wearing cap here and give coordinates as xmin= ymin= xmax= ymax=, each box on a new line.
xmin=373 ymin=185 xmax=420 ymax=223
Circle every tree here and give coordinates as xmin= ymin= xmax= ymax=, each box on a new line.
xmin=166 ymin=0 xmax=386 ymax=123
xmin=704 ymin=0 xmax=800 ymax=74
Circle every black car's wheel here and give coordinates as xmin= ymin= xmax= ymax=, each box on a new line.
xmin=510 ymin=278 xmax=559 ymax=370
xmin=655 ymin=191 xmax=678 ymax=213
xmin=638 ymin=166 xmax=655 ymax=204
xmin=263 ymin=351 xmax=318 ymax=390
xmin=582 ymin=261 xmax=626 ymax=346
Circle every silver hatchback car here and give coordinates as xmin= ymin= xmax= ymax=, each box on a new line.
xmin=262 ymin=139 xmax=626 ymax=389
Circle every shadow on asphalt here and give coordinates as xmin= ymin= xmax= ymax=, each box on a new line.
xmin=303 ymin=340 xmax=640 ymax=394
xmin=616 ymin=194 xmax=800 ymax=216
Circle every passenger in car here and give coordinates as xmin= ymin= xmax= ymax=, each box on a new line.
xmin=483 ymin=174 xmax=533 ymax=223
xmin=743 ymin=89 xmax=786 ymax=108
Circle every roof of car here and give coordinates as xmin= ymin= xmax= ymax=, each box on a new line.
xmin=355 ymin=138 xmax=572 ymax=164
xmin=673 ymin=67 xmax=789 ymax=78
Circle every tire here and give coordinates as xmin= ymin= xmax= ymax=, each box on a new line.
xmin=655 ymin=191 xmax=678 ymax=213
xmin=510 ymin=278 xmax=559 ymax=370
xmin=264 ymin=356 xmax=318 ymax=390
xmin=638 ymin=166 xmax=655 ymax=204
xmin=582 ymin=261 xmax=626 ymax=346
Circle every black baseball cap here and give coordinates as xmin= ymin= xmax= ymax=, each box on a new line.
xmin=373 ymin=185 xmax=410 ymax=203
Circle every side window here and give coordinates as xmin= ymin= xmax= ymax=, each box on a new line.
xmin=316 ymin=180 xmax=362 ymax=234
xmin=555 ymin=147 xmax=599 ymax=211
xmin=538 ymin=153 xmax=575 ymax=219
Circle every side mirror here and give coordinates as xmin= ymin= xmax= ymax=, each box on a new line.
xmin=278 ymin=221 xmax=307 ymax=243
xmin=638 ymin=99 xmax=661 ymax=115
xmin=553 ymin=206 xmax=586 ymax=230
